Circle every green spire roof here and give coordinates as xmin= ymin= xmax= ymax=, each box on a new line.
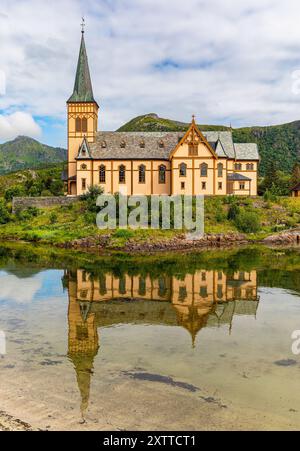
xmin=68 ymin=32 xmax=96 ymax=104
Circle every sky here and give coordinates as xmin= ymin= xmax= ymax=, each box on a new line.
xmin=1 ymin=0 xmax=300 ymax=147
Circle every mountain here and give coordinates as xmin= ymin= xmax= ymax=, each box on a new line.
xmin=118 ymin=113 xmax=300 ymax=175
xmin=0 ymin=136 xmax=66 ymax=175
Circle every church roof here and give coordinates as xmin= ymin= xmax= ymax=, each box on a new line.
xmin=86 ymin=131 xmax=258 ymax=161
xmin=234 ymin=143 xmax=259 ymax=161
xmin=227 ymin=173 xmax=252 ymax=181
xmin=68 ymin=32 xmax=96 ymax=104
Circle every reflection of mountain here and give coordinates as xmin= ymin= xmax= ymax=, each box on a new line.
xmin=65 ymin=269 xmax=259 ymax=416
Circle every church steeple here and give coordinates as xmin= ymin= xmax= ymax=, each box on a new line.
xmin=68 ymin=28 xmax=97 ymax=105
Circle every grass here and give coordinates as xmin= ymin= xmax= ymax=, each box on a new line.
xmin=0 ymin=195 xmax=299 ymax=248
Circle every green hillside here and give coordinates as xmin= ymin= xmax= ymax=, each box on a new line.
xmin=0 ymin=136 xmax=66 ymax=175
xmin=118 ymin=114 xmax=300 ymax=175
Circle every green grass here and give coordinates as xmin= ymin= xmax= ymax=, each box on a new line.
xmin=0 ymin=196 xmax=299 ymax=248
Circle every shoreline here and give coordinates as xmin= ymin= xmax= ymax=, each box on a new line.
xmin=1 ymin=228 xmax=300 ymax=254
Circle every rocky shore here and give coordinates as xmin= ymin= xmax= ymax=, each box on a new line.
xmin=263 ymin=229 xmax=300 ymax=245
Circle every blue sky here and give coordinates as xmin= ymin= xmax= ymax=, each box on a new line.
xmin=0 ymin=0 xmax=300 ymax=147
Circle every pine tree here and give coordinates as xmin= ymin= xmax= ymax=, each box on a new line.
xmin=291 ymin=162 xmax=300 ymax=187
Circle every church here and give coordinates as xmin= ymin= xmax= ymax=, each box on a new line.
xmin=65 ymin=30 xmax=259 ymax=197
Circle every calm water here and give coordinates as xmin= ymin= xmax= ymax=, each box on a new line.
xmin=0 ymin=245 xmax=299 ymax=430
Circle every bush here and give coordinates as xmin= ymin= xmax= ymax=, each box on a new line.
xmin=80 ymin=186 xmax=104 ymax=212
xmin=4 ymin=185 xmax=25 ymax=202
xmin=227 ymin=203 xmax=240 ymax=221
xmin=49 ymin=212 xmax=58 ymax=224
xmin=0 ymin=200 xmax=11 ymax=224
xmin=234 ymin=210 xmax=261 ymax=233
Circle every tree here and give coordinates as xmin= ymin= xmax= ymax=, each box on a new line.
xmin=291 ymin=162 xmax=300 ymax=187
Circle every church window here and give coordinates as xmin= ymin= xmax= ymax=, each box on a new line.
xmin=201 ymin=163 xmax=208 ymax=177
xmin=159 ymin=165 xmax=166 ymax=184
xmin=200 ymin=286 xmax=208 ymax=298
xmin=188 ymin=142 xmax=198 ymax=156
xmin=75 ymin=117 xmax=82 ymax=132
xmin=99 ymin=165 xmax=106 ymax=183
xmin=235 ymin=163 xmax=242 ymax=171
xmin=218 ymin=163 xmax=223 ymax=177
xmin=246 ymin=163 xmax=254 ymax=170
xmin=181 ymin=182 xmax=185 ymax=190
xmin=138 ymin=165 xmax=146 ymax=183
xmin=218 ymin=182 xmax=222 ymax=190
xmin=178 ymin=286 xmax=187 ymax=302
xmin=81 ymin=164 xmax=87 ymax=170
xmin=179 ymin=163 xmax=187 ymax=177
xmin=202 ymin=181 xmax=206 ymax=190
xmin=120 ymin=140 xmax=126 ymax=148
xmin=82 ymin=178 xmax=86 ymax=190
xmin=82 ymin=117 xmax=88 ymax=133
xmin=138 ymin=277 xmax=146 ymax=296
xmin=119 ymin=165 xmax=126 ymax=183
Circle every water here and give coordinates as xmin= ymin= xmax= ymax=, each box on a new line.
xmin=0 ymin=244 xmax=299 ymax=430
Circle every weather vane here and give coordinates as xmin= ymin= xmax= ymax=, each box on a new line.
xmin=81 ymin=17 xmax=85 ymax=34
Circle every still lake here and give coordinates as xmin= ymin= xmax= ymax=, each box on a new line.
xmin=0 ymin=244 xmax=299 ymax=430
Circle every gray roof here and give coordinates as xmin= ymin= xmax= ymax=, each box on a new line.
xmin=291 ymin=182 xmax=300 ymax=191
xmin=228 ymin=173 xmax=251 ymax=181
xmin=234 ymin=143 xmax=259 ymax=161
xmin=89 ymin=132 xmax=183 ymax=160
xmin=85 ymin=131 xmax=258 ymax=161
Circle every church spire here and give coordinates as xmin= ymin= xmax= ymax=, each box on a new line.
xmin=68 ymin=25 xmax=96 ymax=104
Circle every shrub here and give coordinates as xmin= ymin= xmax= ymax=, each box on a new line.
xmin=0 ymin=200 xmax=11 ymax=224
xmin=80 ymin=186 xmax=104 ymax=212
xmin=4 ymin=185 xmax=26 ymax=202
xmin=227 ymin=203 xmax=240 ymax=221
xmin=234 ymin=210 xmax=261 ymax=233
xmin=49 ymin=212 xmax=58 ymax=224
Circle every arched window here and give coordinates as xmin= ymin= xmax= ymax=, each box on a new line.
xmin=235 ymin=163 xmax=242 ymax=171
xmin=119 ymin=165 xmax=126 ymax=183
xmin=99 ymin=165 xmax=106 ymax=183
xmin=75 ymin=117 xmax=82 ymax=132
xmin=246 ymin=163 xmax=254 ymax=170
xmin=179 ymin=163 xmax=187 ymax=177
xmin=138 ymin=165 xmax=146 ymax=184
xmin=82 ymin=117 xmax=87 ymax=133
xmin=201 ymin=163 xmax=208 ymax=177
xmin=217 ymin=163 xmax=223 ymax=177
xmin=159 ymin=165 xmax=166 ymax=184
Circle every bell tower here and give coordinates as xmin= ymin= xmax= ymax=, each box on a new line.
xmin=67 ymin=22 xmax=99 ymax=195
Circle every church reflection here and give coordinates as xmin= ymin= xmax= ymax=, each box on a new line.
xmin=65 ymin=269 xmax=259 ymax=416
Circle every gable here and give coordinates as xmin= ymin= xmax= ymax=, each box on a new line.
xmin=170 ymin=121 xmax=218 ymax=160
xmin=77 ymin=138 xmax=92 ymax=159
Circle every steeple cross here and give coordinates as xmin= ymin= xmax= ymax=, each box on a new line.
xmin=81 ymin=17 xmax=85 ymax=34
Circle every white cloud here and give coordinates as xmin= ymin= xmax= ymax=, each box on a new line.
xmin=0 ymin=112 xmax=41 ymax=141
xmin=0 ymin=272 xmax=41 ymax=304
xmin=0 ymin=0 xmax=300 ymax=142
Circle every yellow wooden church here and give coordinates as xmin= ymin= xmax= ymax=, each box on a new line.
xmin=64 ymin=30 xmax=259 ymax=197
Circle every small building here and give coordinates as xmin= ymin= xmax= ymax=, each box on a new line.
xmin=291 ymin=182 xmax=300 ymax=197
